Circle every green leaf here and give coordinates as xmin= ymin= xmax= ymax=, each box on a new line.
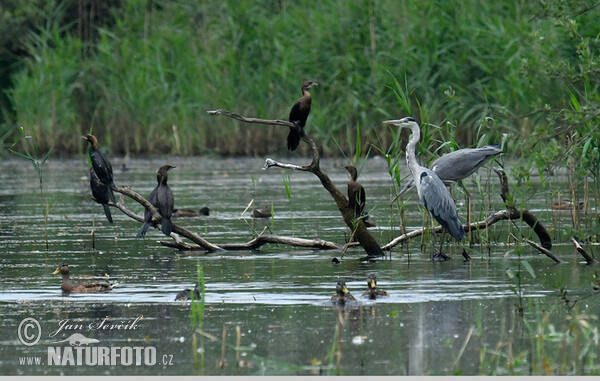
xmin=522 ymin=261 xmax=536 ymax=279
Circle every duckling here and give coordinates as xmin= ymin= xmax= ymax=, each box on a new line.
xmin=175 ymin=283 xmax=201 ymax=301
xmin=330 ymin=281 xmax=356 ymax=305
xmin=53 ymin=263 xmax=116 ymax=294
xmin=362 ymin=274 xmax=389 ymax=299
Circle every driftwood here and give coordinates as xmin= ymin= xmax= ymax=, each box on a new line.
xmin=161 ymin=234 xmax=342 ymax=252
xmin=207 ymin=109 xmax=384 ymax=257
xmin=570 ymin=236 xmax=598 ymax=265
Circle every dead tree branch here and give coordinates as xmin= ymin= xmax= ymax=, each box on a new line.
xmin=111 ymin=186 xmax=224 ymax=252
xmin=160 ymin=234 xmax=342 ymax=251
xmin=525 ymin=239 xmax=564 ymax=264
xmin=383 ymin=167 xmax=559 ymax=263
xmin=570 ymin=236 xmax=598 ymax=265
xmin=107 ymin=171 xmax=344 ymax=253
xmin=209 ymin=109 xmax=384 ymax=257
xmin=494 ymin=168 xmax=553 ymax=251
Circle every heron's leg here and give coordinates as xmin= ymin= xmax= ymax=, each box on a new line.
xmin=458 ymin=181 xmax=472 ymax=245
xmin=433 ymin=230 xmax=450 ymax=261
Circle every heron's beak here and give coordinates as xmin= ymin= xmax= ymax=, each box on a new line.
xmin=52 ymin=268 xmax=61 ymax=275
xmin=81 ymin=135 xmax=88 ymax=141
xmin=311 ymin=82 xmax=319 ymax=88
xmin=383 ymin=119 xmax=402 ymax=126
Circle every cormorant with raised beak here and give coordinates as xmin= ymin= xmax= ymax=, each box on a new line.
xmin=287 ymin=80 xmax=318 ymax=151
xmin=82 ymin=134 xmax=115 ymax=203
xmin=137 ymin=165 xmax=176 ymax=237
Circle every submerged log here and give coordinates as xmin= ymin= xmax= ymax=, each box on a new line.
xmin=570 ymin=236 xmax=598 ymax=265
xmin=208 ymin=109 xmax=384 ymax=257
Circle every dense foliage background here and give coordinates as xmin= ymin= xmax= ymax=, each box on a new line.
xmin=1 ymin=0 xmax=598 ymax=191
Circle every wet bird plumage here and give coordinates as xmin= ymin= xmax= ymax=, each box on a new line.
xmin=137 ymin=165 xmax=175 ymax=237
xmin=287 ymin=80 xmax=318 ymax=151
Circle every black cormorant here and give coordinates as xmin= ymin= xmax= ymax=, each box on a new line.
xmin=82 ymin=134 xmax=115 ymax=203
xmin=287 ymin=80 xmax=318 ymax=151
xmin=90 ymin=168 xmax=113 ymax=223
xmin=137 ymin=165 xmax=175 ymax=237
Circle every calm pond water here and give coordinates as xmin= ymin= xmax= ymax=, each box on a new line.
xmin=0 ymin=155 xmax=598 ymax=375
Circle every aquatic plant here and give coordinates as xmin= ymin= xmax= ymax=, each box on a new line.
xmin=9 ymin=126 xmax=54 ymax=249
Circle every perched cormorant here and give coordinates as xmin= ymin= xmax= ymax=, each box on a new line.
xmin=287 ymin=80 xmax=318 ymax=151
xmin=330 ymin=281 xmax=357 ymax=305
xmin=361 ymin=274 xmax=389 ymax=299
xmin=175 ymin=283 xmax=201 ymax=301
xmin=53 ymin=263 xmax=116 ymax=294
xmin=137 ymin=165 xmax=175 ymax=238
xmin=89 ymin=168 xmax=113 ymax=223
xmin=344 ymin=165 xmax=366 ymax=219
xmin=82 ymin=134 xmax=115 ymax=203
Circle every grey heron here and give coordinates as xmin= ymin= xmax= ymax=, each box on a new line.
xmin=384 ymin=117 xmax=466 ymax=256
xmin=392 ymin=145 xmax=502 ymax=203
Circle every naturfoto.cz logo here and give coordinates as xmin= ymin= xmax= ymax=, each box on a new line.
xmin=17 ymin=316 xmax=174 ymax=367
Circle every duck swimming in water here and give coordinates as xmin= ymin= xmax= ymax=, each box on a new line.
xmin=53 ymin=263 xmax=116 ymax=294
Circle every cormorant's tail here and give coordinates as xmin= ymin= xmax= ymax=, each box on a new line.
xmin=287 ymin=126 xmax=302 ymax=151
xmin=107 ymin=186 xmax=116 ymax=203
xmin=161 ymin=218 xmax=172 ymax=236
xmin=102 ymin=204 xmax=113 ymax=224
xmin=136 ymin=222 xmax=150 ymax=238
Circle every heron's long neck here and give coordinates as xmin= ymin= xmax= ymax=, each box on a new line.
xmin=405 ymin=124 xmax=421 ymax=178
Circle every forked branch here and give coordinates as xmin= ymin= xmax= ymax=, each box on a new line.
xmin=209 ymin=109 xmax=384 ymax=257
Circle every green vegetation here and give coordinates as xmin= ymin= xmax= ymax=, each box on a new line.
xmin=0 ymin=0 xmax=597 ymax=164
xmin=9 ymin=126 xmax=54 ymax=249
xmin=3 ymin=0 xmax=597 ymax=236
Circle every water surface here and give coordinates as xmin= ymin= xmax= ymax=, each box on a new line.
xmin=0 ymin=156 xmax=597 ymax=375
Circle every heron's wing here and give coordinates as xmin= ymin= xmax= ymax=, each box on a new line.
xmin=418 ymin=169 xmax=465 ymax=240
xmin=430 ymin=146 xmax=502 ymax=183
